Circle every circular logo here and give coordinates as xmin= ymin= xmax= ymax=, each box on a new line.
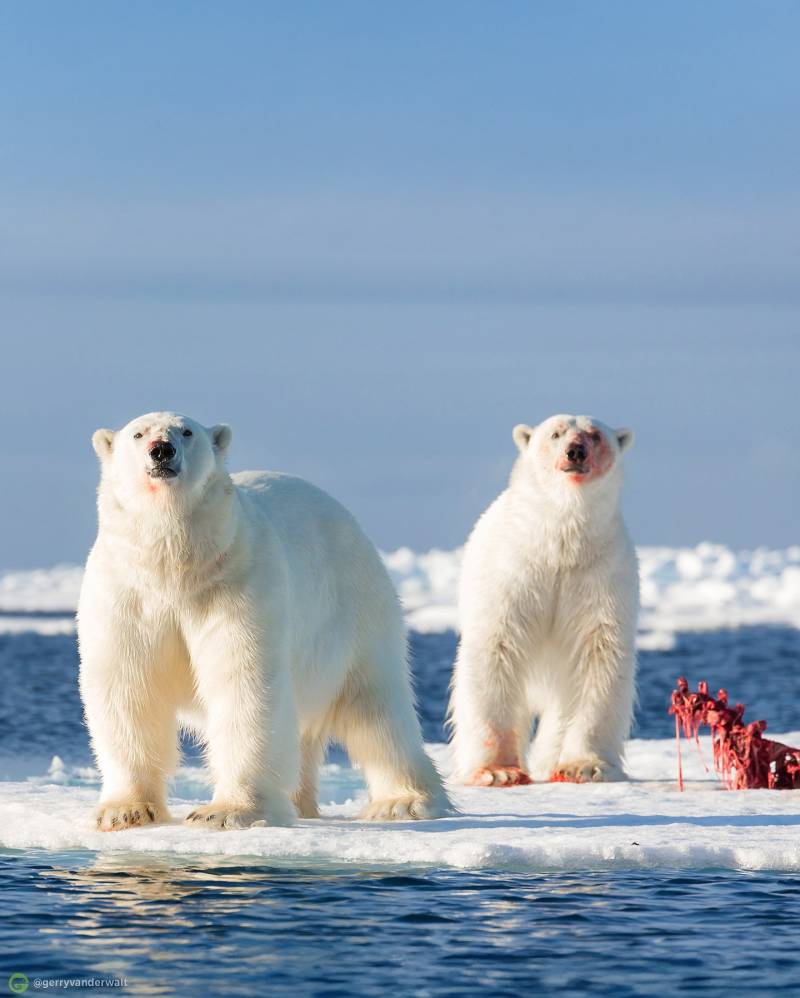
xmin=8 ymin=975 xmax=29 ymax=995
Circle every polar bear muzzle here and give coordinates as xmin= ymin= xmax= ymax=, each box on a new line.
xmin=557 ymin=428 xmax=612 ymax=481
xmin=148 ymin=439 xmax=180 ymax=479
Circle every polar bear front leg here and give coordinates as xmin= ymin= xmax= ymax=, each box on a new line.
xmin=449 ymin=640 xmax=532 ymax=787
xmin=186 ymin=605 xmax=299 ymax=828
xmin=554 ymin=626 xmax=635 ymax=784
xmin=79 ymin=613 xmax=178 ymax=831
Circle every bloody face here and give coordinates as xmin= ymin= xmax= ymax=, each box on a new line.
xmin=542 ymin=421 xmax=615 ymax=485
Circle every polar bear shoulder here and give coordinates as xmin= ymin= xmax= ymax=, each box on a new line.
xmin=231 ymin=470 xmax=376 ymax=558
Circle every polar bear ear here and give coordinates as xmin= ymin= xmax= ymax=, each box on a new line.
xmin=512 ymin=423 xmax=535 ymax=452
xmin=211 ymin=424 xmax=232 ymax=453
xmin=92 ymin=428 xmax=115 ymax=462
xmin=616 ymin=428 xmax=634 ymax=453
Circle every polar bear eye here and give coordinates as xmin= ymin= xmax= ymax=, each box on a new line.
xmin=551 ymin=431 xmax=560 ymax=440
xmin=133 ymin=432 xmax=143 ymax=440
xmin=590 ymin=431 xmax=601 ymax=443
xmin=182 ymin=429 xmax=193 ymax=437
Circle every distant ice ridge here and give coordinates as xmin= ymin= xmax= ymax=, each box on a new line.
xmin=384 ymin=542 xmax=800 ymax=648
xmin=2 ymin=543 xmax=800 ymax=644
xmin=3 ymin=737 xmax=800 ymax=871
xmin=0 ymin=564 xmax=84 ymax=613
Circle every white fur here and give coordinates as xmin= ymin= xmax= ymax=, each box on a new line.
xmin=78 ymin=412 xmax=450 ymax=831
xmin=449 ymin=414 xmax=638 ymax=786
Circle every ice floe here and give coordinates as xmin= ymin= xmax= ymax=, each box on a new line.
xmin=2 ymin=738 xmax=800 ymax=872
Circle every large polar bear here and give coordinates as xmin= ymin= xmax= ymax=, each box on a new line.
xmin=78 ymin=411 xmax=450 ymax=830
xmin=449 ymin=414 xmax=638 ymax=786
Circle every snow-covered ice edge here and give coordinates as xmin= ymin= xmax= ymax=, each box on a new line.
xmin=2 ymin=739 xmax=800 ymax=872
xmin=3 ymin=544 xmax=800 ymax=647
xmin=384 ymin=543 xmax=800 ymax=644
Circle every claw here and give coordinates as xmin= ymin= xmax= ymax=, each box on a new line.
xmin=468 ymin=766 xmax=532 ymax=787
xmin=94 ymin=799 xmax=164 ymax=832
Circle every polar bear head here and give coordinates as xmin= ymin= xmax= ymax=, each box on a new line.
xmin=91 ymin=412 xmax=232 ymax=515
xmin=511 ymin=414 xmax=633 ymax=500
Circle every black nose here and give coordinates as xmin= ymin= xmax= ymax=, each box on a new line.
xmin=566 ymin=442 xmax=587 ymax=463
xmin=149 ymin=440 xmax=176 ymax=463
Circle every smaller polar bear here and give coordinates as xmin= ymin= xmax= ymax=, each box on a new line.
xmin=449 ymin=415 xmax=638 ymax=786
xmin=78 ymin=412 xmax=450 ymax=830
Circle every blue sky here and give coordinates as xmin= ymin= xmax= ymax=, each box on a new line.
xmin=1 ymin=3 xmax=798 ymax=566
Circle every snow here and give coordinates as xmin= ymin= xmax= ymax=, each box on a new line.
xmin=0 ymin=564 xmax=84 ymax=613
xmin=2 ymin=738 xmax=800 ymax=872
xmin=0 ymin=616 xmax=77 ymax=636
xmin=4 ymin=543 xmax=800 ymax=642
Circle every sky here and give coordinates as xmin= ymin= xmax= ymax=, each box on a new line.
xmin=1 ymin=2 xmax=798 ymax=567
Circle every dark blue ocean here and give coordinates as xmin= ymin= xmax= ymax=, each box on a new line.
xmin=2 ymin=622 xmax=800 ymax=996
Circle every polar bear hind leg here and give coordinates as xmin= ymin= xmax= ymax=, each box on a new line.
xmin=333 ymin=650 xmax=452 ymax=821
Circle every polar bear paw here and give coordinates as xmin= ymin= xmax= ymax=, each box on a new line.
xmin=551 ymin=758 xmax=623 ymax=783
xmin=467 ymin=766 xmax=532 ymax=787
xmin=359 ymin=794 xmax=446 ymax=821
xmin=184 ymin=804 xmax=267 ymax=830
xmin=95 ymin=799 xmax=166 ymax=832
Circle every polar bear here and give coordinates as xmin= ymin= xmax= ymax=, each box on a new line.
xmin=449 ymin=414 xmax=638 ymax=786
xmin=78 ymin=411 xmax=450 ymax=830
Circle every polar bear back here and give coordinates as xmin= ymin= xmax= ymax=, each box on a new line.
xmin=232 ymin=470 xmax=381 ymax=569
xmin=231 ymin=471 xmax=403 ymax=681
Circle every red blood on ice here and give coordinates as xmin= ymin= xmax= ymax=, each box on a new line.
xmin=669 ymin=677 xmax=800 ymax=790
